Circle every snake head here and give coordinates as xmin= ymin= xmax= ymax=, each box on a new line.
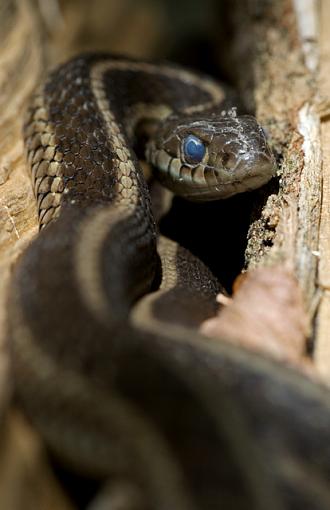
xmin=146 ymin=113 xmax=276 ymax=200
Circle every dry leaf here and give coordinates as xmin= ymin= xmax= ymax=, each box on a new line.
xmin=201 ymin=266 xmax=310 ymax=367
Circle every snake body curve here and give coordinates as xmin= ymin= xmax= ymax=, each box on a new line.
xmin=8 ymin=55 xmax=330 ymax=509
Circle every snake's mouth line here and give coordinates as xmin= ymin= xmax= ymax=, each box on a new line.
xmin=177 ymin=171 xmax=275 ymax=199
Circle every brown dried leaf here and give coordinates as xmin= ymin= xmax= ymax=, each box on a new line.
xmin=201 ymin=266 xmax=310 ymax=367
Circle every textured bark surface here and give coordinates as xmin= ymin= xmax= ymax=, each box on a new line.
xmin=199 ymin=0 xmax=321 ymax=372
xmin=0 ymin=0 xmax=43 ymax=414
xmin=314 ymin=0 xmax=330 ymax=380
xmin=222 ymin=1 xmax=320 ymax=310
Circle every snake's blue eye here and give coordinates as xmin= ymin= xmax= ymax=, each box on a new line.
xmin=183 ymin=135 xmax=206 ymax=164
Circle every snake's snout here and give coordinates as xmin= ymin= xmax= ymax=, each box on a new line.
xmin=146 ymin=113 xmax=276 ymax=201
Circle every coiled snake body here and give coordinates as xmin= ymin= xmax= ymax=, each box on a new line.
xmin=8 ymin=55 xmax=330 ymax=509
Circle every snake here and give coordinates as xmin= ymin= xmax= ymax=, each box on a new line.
xmin=7 ymin=54 xmax=330 ymax=509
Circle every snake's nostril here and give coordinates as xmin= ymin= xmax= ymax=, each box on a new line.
xmin=221 ymin=151 xmax=236 ymax=170
xmin=221 ymin=152 xmax=230 ymax=167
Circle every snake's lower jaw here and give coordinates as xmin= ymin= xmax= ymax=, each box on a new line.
xmin=154 ymin=157 xmax=276 ymax=201
xmin=242 ymin=153 xmax=277 ymax=190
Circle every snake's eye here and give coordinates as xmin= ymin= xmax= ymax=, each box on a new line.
xmin=183 ymin=135 xmax=206 ymax=164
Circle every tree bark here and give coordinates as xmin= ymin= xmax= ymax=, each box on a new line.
xmin=314 ymin=0 xmax=330 ymax=380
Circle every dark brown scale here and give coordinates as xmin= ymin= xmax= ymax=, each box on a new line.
xmin=43 ymin=57 xmax=119 ymax=208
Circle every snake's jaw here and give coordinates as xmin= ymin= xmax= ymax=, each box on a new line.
xmin=146 ymin=114 xmax=277 ymax=201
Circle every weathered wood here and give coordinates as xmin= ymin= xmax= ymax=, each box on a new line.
xmin=205 ymin=0 xmax=322 ymax=371
xmin=0 ymin=0 xmax=44 ymax=417
xmin=224 ymin=1 xmax=320 ymax=311
xmin=314 ymin=0 xmax=330 ymax=379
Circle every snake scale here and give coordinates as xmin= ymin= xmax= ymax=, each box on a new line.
xmin=7 ymin=54 xmax=330 ymax=509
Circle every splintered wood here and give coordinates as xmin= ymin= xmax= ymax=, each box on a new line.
xmin=314 ymin=0 xmax=330 ymax=380
xmin=0 ymin=0 xmax=44 ymax=421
